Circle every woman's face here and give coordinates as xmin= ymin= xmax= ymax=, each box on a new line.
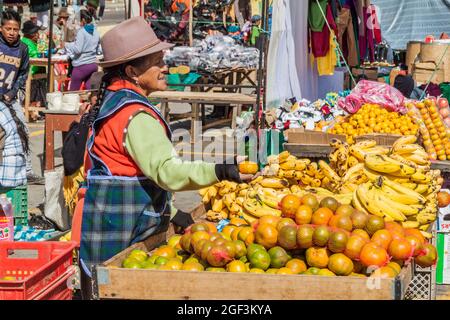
xmin=133 ymin=52 xmax=168 ymax=94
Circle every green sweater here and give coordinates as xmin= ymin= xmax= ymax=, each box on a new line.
xmin=125 ymin=112 xmax=219 ymax=217
xmin=21 ymin=37 xmax=43 ymax=75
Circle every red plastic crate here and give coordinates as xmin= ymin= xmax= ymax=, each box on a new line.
xmin=32 ymin=268 xmax=76 ymax=300
xmin=0 ymin=241 xmax=77 ymax=300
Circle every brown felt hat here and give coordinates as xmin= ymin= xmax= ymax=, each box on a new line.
xmin=98 ymin=17 xmax=174 ymax=68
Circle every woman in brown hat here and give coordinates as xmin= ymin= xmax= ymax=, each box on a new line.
xmin=76 ymin=17 xmax=253 ymax=297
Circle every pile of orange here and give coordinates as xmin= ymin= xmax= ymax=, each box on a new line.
xmin=408 ymin=99 xmax=450 ymax=160
xmin=327 ymin=104 xmax=418 ymax=144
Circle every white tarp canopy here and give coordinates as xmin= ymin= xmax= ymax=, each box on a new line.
xmin=371 ymin=0 xmax=450 ymax=49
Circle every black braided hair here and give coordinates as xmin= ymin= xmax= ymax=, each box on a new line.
xmin=3 ymin=102 xmax=29 ymax=154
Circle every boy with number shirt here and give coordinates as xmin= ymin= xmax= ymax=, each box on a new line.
xmin=0 ymin=10 xmax=44 ymax=184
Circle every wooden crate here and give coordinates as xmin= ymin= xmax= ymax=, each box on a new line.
xmin=355 ymin=134 xmax=403 ymax=147
xmin=92 ymin=212 xmax=414 ymax=300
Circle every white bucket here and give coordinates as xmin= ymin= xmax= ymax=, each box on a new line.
xmin=46 ymin=92 xmax=63 ymax=111
xmin=61 ymin=94 xmax=80 ymax=112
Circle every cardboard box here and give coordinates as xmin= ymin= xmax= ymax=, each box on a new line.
xmin=285 ymin=129 xmax=346 ymax=146
xmin=436 ymin=232 xmax=450 ymax=285
xmin=412 ymin=62 xmax=448 ymax=84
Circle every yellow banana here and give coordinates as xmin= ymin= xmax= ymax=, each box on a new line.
xmin=278 ymin=151 xmax=290 ymax=163
xmin=257 ymin=193 xmax=280 ymax=209
xmin=380 ymin=184 xmax=424 ymax=205
xmin=238 ymin=189 xmax=249 ymax=197
xmin=389 ymin=154 xmax=418 ymax=169
xmin=355 ymin=139 xmax=377 ymax=149
xmin=409 ymin=171 xmax=431 ymax=184
xmin=364 ymin=146 xmax=390 ymax=155
xmin=376 ymin=188 xmax=421 ymax=216
xmin=315 ymin=170 xmax=325 ymax=180
xmin=371 ymin=187 xmax=407 ymax=221
xmin=334 ymin=193 xmax=353 ymax=205
xmin=250 ymin=176 xmax=263 ymax=185
xmin=241 ymin=211 xmax=258 ymax=224
xmin=199 ymin=187 xmax=209 ymax=197
xmin=330 ymin=138 xmax=345 ymax=148
xmin=379 ymin=176 xmax=426 ymax=204
xmin=349 ymin=145 xmax=367 ymax=162
xmin=341 ymin=163 xmax=365 ymax=182
xmin=283 ymin=170 xmax=296 ymax=179
xmin=295 ymin=160 xmax=307 ymax=171
xmin=236 ymin=183 xmax=249 ymax=192
xmin=348 ymin=156 xmax=360 ymax=167
xmin=243 ymin=198 xmax=282 ymax=218
xmin=401 ymin=182 xmax=418 ymax=190
xmin=219 ymin=186 xmax=231 ymax=197
xmin=235 ymin=197 xmax=245 ymax=206
xmin=290 ymin=185 xmax=301 ymax=193
xmin=365 ymin=154 xmax=401 ymax=173
xmin=392 ymin=144 xmax=425 ymax=155
xmin=229 ymin=203 xmax=243 ymax=214
xmin=392 ymin=135 xmax=417 ymax=150
xmin=356 ymin=184 xmax=384 ymax=217
xmin=260 ymin=177 xmax=289 ymax=188
xmin=212 ymin=198 xmax=224 ymax=212
xmin=402 ymin=153 xmax=430 ymax=166
xmin=300 ymin=175 xmax=313 ymax=185
xmin=202 ymin=192 xmax=212 ymax=204
xmin=223 ymin=193 xmax=236 ymax=209
xmin=402 ymin=221 xmax=420 ymax=229
xmin=310 ymin=179 xmax=322 ymax=187
xmin=208 ymin=186 xmax=218 ymax=198
xmin=279 ymin=160 xmax=296 ymax=170
xmin=352 ymin=188 xmax=369 ymax=214
xmin=318 ymin=160 xmax=341 ymax=182
xmin=306 ymin=163 xmax=318 ymax=177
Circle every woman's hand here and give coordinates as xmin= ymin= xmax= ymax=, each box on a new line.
xmin=236 ymin=155 xmax=261 ymax=182
xmin=75 ymin=102 xmax=91 ymax=122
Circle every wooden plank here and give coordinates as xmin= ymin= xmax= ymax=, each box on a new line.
xmin=284 ymin=143 xmax=331 ymax=158
xmin=431 ymin=160 xmax=450 ymax=172
xmin=149 ymin=91 xmax=256 ymax=105
xmin=96 ymin=264 xmax=413 ymax=300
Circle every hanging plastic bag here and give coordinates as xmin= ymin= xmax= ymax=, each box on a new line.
xmin=338 ymin=80 xmax=406 ymax=114
xmin=44 ymin=168 xmax=70 ymax=231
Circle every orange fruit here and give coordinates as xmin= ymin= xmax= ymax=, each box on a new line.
xmin=238 ymin=161 xmax=259 ymax=174
xmin=295 ymin=205 xmax=313 ymax=225
xmin=255 ymin=224 xmax=278 ymax=249
xmin=371 ymin=229 xmax=393 ymax=250
xmin=259 ymin=215 xmax=281 ymax=229
xmin=280 ymin=194 xmax=301 ymax=219
xmin=311 ymin=207 xmax=334 ymax=225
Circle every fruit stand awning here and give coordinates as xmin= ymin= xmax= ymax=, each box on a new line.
xmin=371 ymin=0 xmax=450 ymax=50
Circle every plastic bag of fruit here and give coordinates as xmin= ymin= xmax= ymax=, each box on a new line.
xmin=338 ymin=80 xmax=406 ymax=114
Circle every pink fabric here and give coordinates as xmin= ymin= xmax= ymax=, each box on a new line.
xmin=338 ymin=80 xmax=406 ymax=114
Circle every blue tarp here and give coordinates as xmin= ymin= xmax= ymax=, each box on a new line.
xmin=371 ymin=0 xmax=450 ymax=49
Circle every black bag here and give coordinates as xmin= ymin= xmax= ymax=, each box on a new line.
xmin=67 ymin=58 xmax=73 ymax=78
xmin=61 ymin=117 xmax=89 ymax=176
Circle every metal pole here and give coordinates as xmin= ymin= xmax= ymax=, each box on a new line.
xmin=254 ymin=0 xmax=267 ymax=163
xmin=128 ymin=0 xmax=131 ymax=18
xmin=189 ymin=0 xmax=193 ymax=46
xmin=47 ymin=0 xmax=55 ymax=91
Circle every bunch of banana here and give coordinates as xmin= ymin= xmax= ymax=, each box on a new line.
xmin=200 ymin=180 xmax=250 ymax=222
xmin=263 ymin=151 xmax=329 ymax=188
xmin=241 ymin=196 xmax=282 ymax=224
xmin=329 ymin=139 xmax=350 ymax=177
xmin=390 ymin=135 xmax=431 ymax=167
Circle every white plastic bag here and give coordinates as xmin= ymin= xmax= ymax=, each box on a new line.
xmin=44 ymin=168 xmax=70 ymax=231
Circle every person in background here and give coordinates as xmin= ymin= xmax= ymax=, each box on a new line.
xmin=393 ymin=64 xmax=424 ymax=100
xmin=98 ymin=0 xmax=105 ymax=21
xmin=64 ymin=10 xmax=101 ymax=91
xmin=21 ymin=20 xmax=47 ymax=110
xmin=29 ymin=0 xmax=51 ymax=29
xmin=53 ymin=7 xmax=70 ymax=47
xmin=86 ymin=0 xmax=99 ymax=21
xmin=250 ymin=14 xmax=262 ymax=47
xmin=0 ymin=10 xmax=44 ymax=184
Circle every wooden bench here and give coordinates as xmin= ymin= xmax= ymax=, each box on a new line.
xmin=149 ymin=91 xmax=256 ymax=142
